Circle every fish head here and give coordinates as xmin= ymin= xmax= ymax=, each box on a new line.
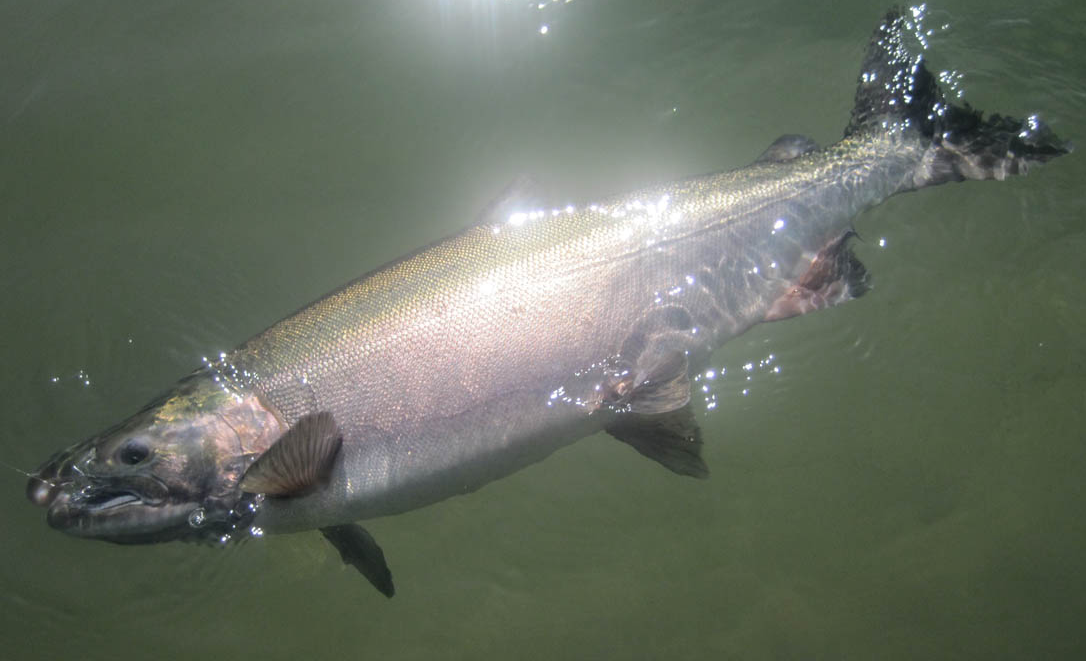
xmin=26 ymin=371 xmax=284 ymax=544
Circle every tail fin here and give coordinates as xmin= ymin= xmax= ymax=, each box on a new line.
xmin=846 ymin=7 xmax=1071 ymax=189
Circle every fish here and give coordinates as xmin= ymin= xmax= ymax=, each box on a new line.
xmin=25 ymin=8 xmax=1070 ymax=598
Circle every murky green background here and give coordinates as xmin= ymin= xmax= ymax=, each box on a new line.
xmin=2 ymin=1 xmax=1083 ymax=659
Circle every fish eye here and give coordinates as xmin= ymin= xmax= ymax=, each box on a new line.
xmin=118 ymin=439 xmax=151 ymax=466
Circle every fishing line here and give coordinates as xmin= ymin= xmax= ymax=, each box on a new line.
xmin=0 ymin=459 xmax=54 ymax=486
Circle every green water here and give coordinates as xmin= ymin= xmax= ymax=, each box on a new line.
xmin=2 ymin=1 xmax=1084 ymax=659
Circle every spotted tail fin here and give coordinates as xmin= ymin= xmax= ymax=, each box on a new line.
xmin=846 ymin=7 xmax=1071 ymax=189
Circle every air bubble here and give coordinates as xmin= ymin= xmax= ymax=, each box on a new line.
xmin=188 ymin=508 xmax=207 ymax=528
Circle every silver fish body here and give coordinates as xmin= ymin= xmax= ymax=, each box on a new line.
xmin=235 ymin=131 xmax=921 ymax=532
xmin=26 ymin=9 xmax=1069 ymax=593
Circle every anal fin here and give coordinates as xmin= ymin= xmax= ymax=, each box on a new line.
xmin=765 ymin=231 xmax=869 ymax=322
xmin=321 ymin=524 xmax=395 ymax=598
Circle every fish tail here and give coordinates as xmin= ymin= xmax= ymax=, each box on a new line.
xmin=846 ymin=7 xmax=1071 ymax=189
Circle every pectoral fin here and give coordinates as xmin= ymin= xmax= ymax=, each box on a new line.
xmin=321 ymin=524 xmax=396 ymax=598
xmin=239 ymin=411 xmax=342 ymax=496
xmin=606 ymin=405 xmax=709 ymax=478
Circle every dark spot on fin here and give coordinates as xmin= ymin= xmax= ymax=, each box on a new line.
xmin=606 ymin=405 xmax=708 ymax=479
xmin=239 ymin=412 xmax=342 ymax=496
xmin=765 ymin=231 xmax=869 ymax=322
xmin=847 ymin=8 xmax=1070 ymax=189
xmin=321 ymin=524 xmax=395 ymax=598
xmin=915 ymin=107 xmax=1072 ymax=188
xmin=847 ymin=8 xmax=944 ymax=140
xmin=755 ymin=134 xmax=819 ymax=163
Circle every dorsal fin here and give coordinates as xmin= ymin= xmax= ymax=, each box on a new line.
xmin=755 ymin=134 xmax=819 ymax=163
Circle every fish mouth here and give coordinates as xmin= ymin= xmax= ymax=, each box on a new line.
xmin=30 ymin=474 xmax=194 ymax=543
xmin=76 ymin=487 xmax=144 ymax=512
xmin=46 ymin=490 xmax=197 ymax=542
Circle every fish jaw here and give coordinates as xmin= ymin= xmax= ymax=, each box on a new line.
xmin=43 ymin=482 xmax=197 ymax=543
xmin=27 ymin=370 xmax=286 ymax=544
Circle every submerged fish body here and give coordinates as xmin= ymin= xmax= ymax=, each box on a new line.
xmin=27 ymin=9 xmax=1069 ymax=596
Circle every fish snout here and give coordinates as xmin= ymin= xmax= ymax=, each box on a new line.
xmin=26 ymin=451 xmax=65 ymax=507
xmin=26 ymin=474 xmax=56 ymax=507
xmin=26 ymin=447 xmax=87 ymax=508
xmin=27 ymin=462 xmax=79 ymax=532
